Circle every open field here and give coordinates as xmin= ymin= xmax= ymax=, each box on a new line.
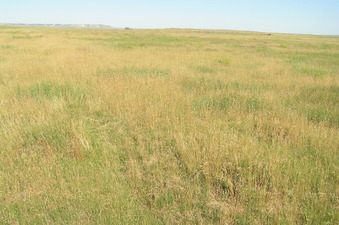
xmin=0 ymin=26 xmax=338 ymax=224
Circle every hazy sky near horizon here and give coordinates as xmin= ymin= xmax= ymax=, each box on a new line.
xmin=0 ymin=0 xmax=338 ymax=35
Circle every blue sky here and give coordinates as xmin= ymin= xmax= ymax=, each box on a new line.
xmin=0 ymin=0 xmax=338 ymax=35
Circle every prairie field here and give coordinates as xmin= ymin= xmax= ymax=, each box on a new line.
xmin=0 ymin=26 xmax=338 ymax=224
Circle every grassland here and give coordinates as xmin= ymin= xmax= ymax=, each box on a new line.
xmin=0 ymin=26 xmax=338 ymax=224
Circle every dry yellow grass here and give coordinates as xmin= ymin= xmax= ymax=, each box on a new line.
xmin=0 ymin=26 xmax=338 ymax=224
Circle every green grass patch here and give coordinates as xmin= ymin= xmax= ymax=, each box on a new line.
xmin=193 ymin=93 xmax=267 ymax=114
xmin=256 ymin=45 xmax=271 ymax=53
xmin=182 ymin=77 xmax=225 ymax=92
xmin=21 ymin=122 xmax=72 ymax=155
xmin=245 ymin=97 xmax=264 ymax=112
xmin=215 ymin=57 xmax=232 ymax=66
xmin=195 ymin=66 xmax=215 ymax=73
xmin=80 ymin=34 xmax=186 ymax=49
xmin=229 ymin=82 xmax=273 ymax=93
xmin=96 ymin=66 xmax=170 ymax=78
xmin=16 ymin=81 xmax=86 ymax=102
xmin=286 ymin=51 xmax=339 ymax=68
xmin=297 ymin=67 xmax=327 ymax=78
xmin=12 ymin=35 xmax=43 ymax=39
xmin=279 ymin=43 xmax=288 ymax=49
xmin=291 ymin=86 xmax=339 ymax=127
xmin=0 ymin=45 xmax=14 ymax=49
xmin=193 ymin=95 xmax=234 ymax=112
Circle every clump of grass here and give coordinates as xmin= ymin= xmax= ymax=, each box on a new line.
xmin=12 ymin=35 xmax=43 ymax=39
xmin=291 ymin=86 xmax=339 ymax=127
xmin=95 ymin=66 xmax=118 ymax=76
xmin=193 ymin=95 xmax=234 ymax=112
xmin=319 ymin=43 xmax=331 ymax=50
xmin=17 ymin=81 xmax=86 ymax=102
xmin=21 ymin=122 xmax=74 ymax=157
xmin=8 ymin=30 xmax=24 ymax=34
xmin=256 ymin=45 xmax=271 ymax=53
xmin=229 ymin=81 xmax=272 ymax=93
xmin=124 ymin=67 xmax=170 ymax=77
xmin=195 ymin=65 xmax=215 ymax=73
xmin=215 ymin=57 xmax=231 ymax=66
xmin=181 ymin=77 xmax=225 ymax=92
xmin=298 ymin=67 xmax=327 ymax=78
xmin=306 ymin=108 xmax=332 ymax=124
xmin=245 ymin=96 xmax=264 ymax=112
xmin=192 ymin=93 xmax=266 ymax=114
xmin=96 ymin=66 xmax=170 ymax=77
xmin=252 ymin=121 xmax=290 ymax=144
xmin=0 ymin=45 xmax=13 ymax=49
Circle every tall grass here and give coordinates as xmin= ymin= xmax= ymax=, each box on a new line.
xmin=0 ymin=26 xmax=338 ymax=224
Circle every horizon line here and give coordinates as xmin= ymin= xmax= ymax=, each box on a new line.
xmin=1 ymin=22 xmax=338 ymax=37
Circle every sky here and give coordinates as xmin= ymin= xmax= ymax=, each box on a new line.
xmin=0 ymin=0 xmax=339 ymax=35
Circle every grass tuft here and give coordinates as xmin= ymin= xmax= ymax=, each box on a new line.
xmin=17 ymin=81 xmax=86 ymax=102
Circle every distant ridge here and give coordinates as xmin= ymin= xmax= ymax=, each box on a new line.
xmin=0 ymin=23 xmax=113 ymax=28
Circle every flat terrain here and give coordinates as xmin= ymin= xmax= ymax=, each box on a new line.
xmin=0 ymin=26 xmax=338 ymax=224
